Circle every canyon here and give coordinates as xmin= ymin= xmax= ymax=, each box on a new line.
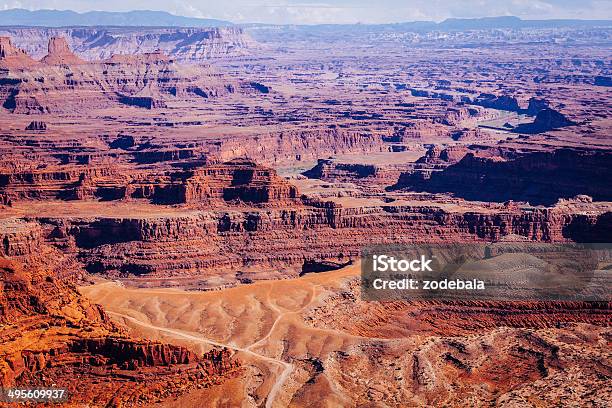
xmin=0 ymin=26 xmax=254 ymax=61
xmin=0 ymin=19 xmax=610 ymax=407
xmin=0 ymin=36 xmax=265 ymax=115
xmin=81 ymin=264 xmax=611 ymax=407
xmin=0 ymin=255 xmax=240 ymax=406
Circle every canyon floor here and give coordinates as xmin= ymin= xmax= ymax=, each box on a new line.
xmin=81 ymin=264 xmax=611 ymax=407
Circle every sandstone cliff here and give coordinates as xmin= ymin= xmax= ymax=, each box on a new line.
xmin=0 ymin=27 xmax=255 ymax=61
xmin=0 ymin=257 xmax=239 ymax=405
xmin=0 ymin=198 xmax=603 ymax=283
xmin=393 ymin=147 xmax=612 ymax=206
xmin=2 ymin=148 xmax=610 ymax=282
xmin=40 ymin=36 xmax=86 ymax=65
xmin=0 ymin=35 xmax=263 ymax=114
xmin=0 ymin=159 xmax=300 ymax=205
xmin=0 ymin=36 xmax=38 ymax=69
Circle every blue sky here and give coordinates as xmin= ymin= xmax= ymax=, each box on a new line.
xmin=1 ymin=0 xmax=611 ymax=24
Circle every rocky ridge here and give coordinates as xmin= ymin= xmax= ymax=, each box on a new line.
xmin=0 ymin=254 xmax=239 ymax=406
xmin=0 ymin=35 xmax=264 ymax=114
xmin=392 ymin=146 xmax=611 ymax=205
xmin=40 ymin=36 xmax=86 ymax=65
xmin=0 ymin=27 xmax=255 ymax=61
xmin=1 ymin=144 xmax=610 ymax=283
xmin=0 ymin=158 xmax=299 ymax=205
xmin=0 ymin=36 xmax=38 ymax=69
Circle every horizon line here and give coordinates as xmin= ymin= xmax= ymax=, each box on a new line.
xmin=1 ymin=8 xmax=611 ymax=27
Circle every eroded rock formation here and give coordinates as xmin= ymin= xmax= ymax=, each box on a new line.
xmin=0 ymin=36 xmax=38 ymax=69
xmin=512 ymin=108 xmax=577 ymax=134
xmin=40 ymin=36 xmax=86 ymax=65
xmin=393 ymin=147 xmax=611 ymax=205
xmin=0 ymin=21 xmax=610 ymax=407
xmin=0 ymin=27 xmax=254 ymax=61
xmin=0 ymin=36 xmax=263 ymax=114
xmin=0 ymin=257 xmax=239 ymax=405
xmin=24 ymin=120 xmax=46 ymax=131
xmin=0 ymin=158 xmax=299 ymax=205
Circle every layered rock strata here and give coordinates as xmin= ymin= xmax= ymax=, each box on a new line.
xmin=393 ymin=147 xmax=612 ymax=205
xmin=0 ymin=36 xmax=38 ymax=69
xmin=0 ymin=36 xmax=263 ymax=114
xmin=1 ymin=195 xmax=608 ymax=283
xmin=0 ymin=158 xmax=299 ymax=205
xmin=0 ymin=27 xmax=254 ymax=61
xmin=0 ymin=257 xmax=239 ymax=405
xmin=40 ymin=36 xmax=86 ymax=65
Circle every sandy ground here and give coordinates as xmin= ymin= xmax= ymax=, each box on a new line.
xmin=81 ymin=265 xmax=362 ymax=407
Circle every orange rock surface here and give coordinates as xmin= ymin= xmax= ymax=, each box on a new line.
xmin=0 ymin=20 xmax=610 ymax=407
xmin=0 ymin=36 xmax=39 ymax=68
xmin=40 ymin=36 xmax=87 ymax=65
xmin=0 ymin=255 xmax=240 ymax=406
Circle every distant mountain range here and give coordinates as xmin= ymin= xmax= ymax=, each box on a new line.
xmin=0 ymin=9 xmax=233 ymax=27
xmin=250 ymin=16 xmax=612 ymax=31
xmin=431 ymin=16 xmax=611 ymax=30
xmin=0 ymin=9 xmax=609 ymax=29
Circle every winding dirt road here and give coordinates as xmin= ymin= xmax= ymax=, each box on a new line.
xmin=84 ymin=265 xmax=361 ymax=407
xmin=108 ymin=301 xmax=298 ymax=407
